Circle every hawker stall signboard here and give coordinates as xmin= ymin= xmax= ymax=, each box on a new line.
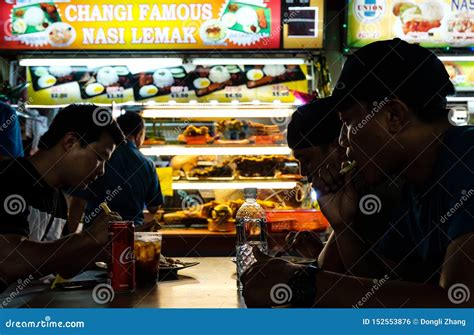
xmin=26 ymin=63 xmax=309 ymax=105
xmin=347 ymin=0 xmax=474 ymax=48
xmin=0 ymin=0 xmax=281 ymax=50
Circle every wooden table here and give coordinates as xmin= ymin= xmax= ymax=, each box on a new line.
xmin=17 ymin=258 xmax=245 ymax=308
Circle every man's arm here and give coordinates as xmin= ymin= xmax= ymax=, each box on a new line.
xmin=0 ymin=211 xmax=111 ymax=285
xmin=318 ymin=231 xmax=346 ymax=274
xmin=330 ymin=223 xmax=390 ymax=278
xmin=0 ymin=232 xmax=103 ymax=284
xmin=315 ymin=233 xmax=474 ymax=308
xmin=313 ymin=167 xmax=393 ymax=278
xmin=67 ymin=196 xmax=87 ymax=233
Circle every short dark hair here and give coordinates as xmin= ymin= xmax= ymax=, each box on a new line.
xmin=38 ymin=104 xmax=124 ymax=150
xmin=117 ymin=112 xmax=145 ymax=137
xmin=287 ymin=98 xmax=342 ymax=150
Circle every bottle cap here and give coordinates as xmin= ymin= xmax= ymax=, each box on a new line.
xmin=244 ymin=188 xmax=257 ymax=199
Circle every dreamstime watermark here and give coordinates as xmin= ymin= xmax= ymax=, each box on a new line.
xmin=448 ymin=283 xmax=470 ymax=305
xmin=173 ymin=118 xmax=192 ymax=137
xmin=178 ymin=190 xmax=203 ymax=214
xmin=359 ymin=194 xmax=382 ymax=215
xmin=0 ymin=97 xmax=34 ymax=133
xmin=0 ymin=112 xmax=17 ymax=133
xmin=83 ymin=186 xmax=123 ymax=225
xmin=92 ymin=106 xmax=113 ymax=127
xmin=261 ymin=9 xmax=299 ymax=46
xmin=92 ymin=283 xmax=115 ymax=304
xmin=440 ymin=189 xmax=474 ymax=224
xmin=4 ymin=316 xmax=85 ymax=329
xmin=352 ymin=275 xmax=390 ymax=308
xmin=448 ymin=108 xmax=469 ymax=126
xmin=351 ymin=98 xmax=390 ymax=135
xmin=3 ymin=194 xmax=26 ymax=215
xmin=270 ymin=283 xmax=293 ymax=305
xmin=270 ymin=116 xmax=291 ymax=128
xmin=283 ymin=181 xmax=307 ymax=202
xmin=1 ymin=274 xmax=34 ymax=307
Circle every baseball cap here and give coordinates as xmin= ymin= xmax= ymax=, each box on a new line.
xmin=332 ymin=38 xmax=455 ymax=114
xmin=287 ymin=98 xmax=342 ymax=150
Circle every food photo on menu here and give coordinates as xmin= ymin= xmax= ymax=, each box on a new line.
xmin=0 ymin=1 xmax=473 ymax=335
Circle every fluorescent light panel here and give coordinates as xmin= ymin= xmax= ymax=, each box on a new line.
xmin=191 ymin=58 xmax=306 ymax=65
xmin=140 ymin=146 xmax=292 ymax=156
xmin=438 ymin=56 xmax=474 ymax=62
xmin=19 ymin=58 xmax=183 ymax=67
xmin=447 ymin=97 xmax=474 ymax=102
xmin=141 ymin=109 xmax=294 ymax=118
xmin=172 ymin=181 xmax=297 ymax=190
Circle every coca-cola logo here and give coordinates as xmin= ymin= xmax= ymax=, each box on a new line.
xmin=119 ymin=246 xmax=135 ymax=264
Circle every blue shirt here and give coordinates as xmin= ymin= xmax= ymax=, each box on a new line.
xmin=376 ymin=126 xmax=474 ymax=283
xmin=72 ymin=140 xmax=162 ymax=226
xmin=0 ymin=102 xmax=23 ymax=158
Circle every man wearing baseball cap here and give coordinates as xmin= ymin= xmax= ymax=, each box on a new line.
xmin=286 ymin=98 xmax=403 ymax=273
xmin=242 ymin=39 xmax=474 ymax=307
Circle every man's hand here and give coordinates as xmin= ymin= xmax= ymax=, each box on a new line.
xmin=312 ymin=163 xmax=358 ymax=229
xmin=85 ymin=211 xmax=122 ymax=246
xmin=241 ymin=248 xmax=305 ymax=308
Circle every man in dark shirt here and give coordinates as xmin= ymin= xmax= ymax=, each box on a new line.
xmin=242 ymin=39 xmax=474 ymax=308
xmin=286 ymin=99 xmax=403 ymax=271
xmin=68 ymin=111 xmax=162 ymax=231
xmin=0 ymin=104 xmax=124 ymax=289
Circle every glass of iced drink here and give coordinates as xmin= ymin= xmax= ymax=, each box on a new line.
xmin=134 ymin=232 xmax=162 ymax=286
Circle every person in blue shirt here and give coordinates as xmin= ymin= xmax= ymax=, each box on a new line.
xmin=0 ymin=102 xmax=23 ymax=159
xmin=242 ymin=39 xmax=474 ymax=308
xmin=68 ymin=111 xmax=162 ymax=232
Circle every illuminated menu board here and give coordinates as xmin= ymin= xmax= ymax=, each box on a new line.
xmin=347 ymin=0 xmax=474 ymax=48
xmin=0 ymin=0 xmax=281 ymax=50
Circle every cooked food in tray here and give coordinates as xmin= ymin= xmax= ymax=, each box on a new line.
xmin=188 ymin=162 xmax=234 ymax=179
xmin=215 ymin=119 xmax=250 ymax=143
xmin=247 ymin=121 xmax=284 ymax=144
xmin=233 ymin=155 xmax=300 ymax=179
xmin=177 ymin=125 xmax=213 ymax=144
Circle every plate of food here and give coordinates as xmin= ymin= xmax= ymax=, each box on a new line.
xmin=392 ymin=1 xmax=446 ymax=40
xmin=95 ymin=257 xmax=200 ymax=282
xmin=133 ymin=67 xmax=191 ymax=100
xmin=445 ymin=11 xmax=474 ymax=46
xmin=220 ymin=2 xmax=271 ymax=35
xmin=244 ymin=64 xmax=306 ymax=89
xmin=79 ymin=66 xmax=134 ymax=99
xmin=11 ymin=3 xmax=61 ymax=36
xmin=30 ymin=65 xmax=86 ymax=91
xmin=159 ymin=256 xmax=200 ymax=281
xmin=199 ymin=19 xmax=228 ymax=44
xmin=46 ymin=22 xmax=76 ymax=47
xmin=189 ymin=65 xmax=246 ymax=97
